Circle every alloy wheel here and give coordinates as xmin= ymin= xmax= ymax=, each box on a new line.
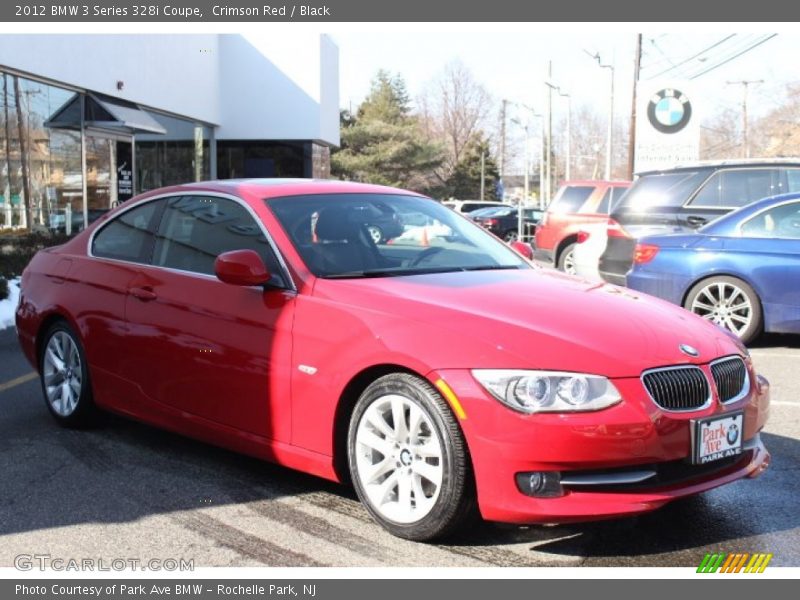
xmin=354 ymin=394 xmax=444 ymax=524
xmin=690 ymin=281 xmax=753 ymax=337
xmin=562 ymin=249 xmax=576 ymax=274
xmin=43 ymin=331 xmax=83 ymax=417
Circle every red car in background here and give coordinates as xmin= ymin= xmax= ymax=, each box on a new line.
xmin=534 ymin=180 xmax=631 ymax=273
xmin=16 ymin=179 xmax=769 ymax=542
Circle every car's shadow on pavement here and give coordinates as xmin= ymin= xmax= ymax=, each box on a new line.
xmin=748 ymin=332 xmax=800 ymax=349
xmin=440 ymin=431 xmax=798 ymax=565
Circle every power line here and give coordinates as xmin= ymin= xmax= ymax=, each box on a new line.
xmin=689 ymin=34 xmax=778 ymax=79
xmin=647 ymin=34 xmax=737 ymax=80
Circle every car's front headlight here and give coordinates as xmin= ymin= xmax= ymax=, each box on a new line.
xmin=472 ymin=369 xmax=622 ymax=414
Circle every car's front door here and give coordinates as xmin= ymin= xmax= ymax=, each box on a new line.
xmin=737 ymin=200 xmax=800 ymax=332
xmin=122 ymin=194 xmax=296 ymax=441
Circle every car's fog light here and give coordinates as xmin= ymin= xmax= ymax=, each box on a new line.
xmin=515 ymin=471 xmax=564 ymax=498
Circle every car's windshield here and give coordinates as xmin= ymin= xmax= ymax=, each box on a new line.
xmin=266 ymin=193 xmax=529 ymax=278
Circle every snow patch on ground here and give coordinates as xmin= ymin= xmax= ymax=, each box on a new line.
xmin=0 ymin=278 xmax=20 ymax=330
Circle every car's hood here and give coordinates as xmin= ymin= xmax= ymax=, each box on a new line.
xmin=312 ymin=268 xmax=743 ymax=378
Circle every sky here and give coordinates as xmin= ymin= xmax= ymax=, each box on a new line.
xmin=333 ymin=31 xmax=793 ymax=127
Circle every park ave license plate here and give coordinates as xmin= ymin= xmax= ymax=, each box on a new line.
xmin=693 ymin=412 xmax=744 ymax=464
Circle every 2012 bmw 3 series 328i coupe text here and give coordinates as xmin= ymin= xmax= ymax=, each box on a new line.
xmin=16 ymin=179 xmax=771 ymax=541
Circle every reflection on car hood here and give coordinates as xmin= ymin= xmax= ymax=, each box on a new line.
xmin=314 ymin=268 xmax=743 ymax=377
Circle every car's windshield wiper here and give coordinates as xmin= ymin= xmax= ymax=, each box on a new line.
xmin=321 ymin=266 xmax=462 ymax=279
xmin=322 ymin=264 xmax=524 ymax=279
xmin=460 ymin=264 xmax=524 ymax=272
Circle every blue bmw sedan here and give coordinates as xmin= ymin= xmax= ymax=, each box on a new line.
xmin=627 ymin=193 xmax=800 ymax=344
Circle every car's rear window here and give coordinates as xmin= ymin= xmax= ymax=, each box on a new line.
xmin=549 ymin=186 xmax=595 ymax=213
xmin=615 ymin=170 xmax=710 ymax=212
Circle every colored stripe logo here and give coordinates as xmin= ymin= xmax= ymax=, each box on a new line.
xmin=697 ymin=553 xmax=772 ymax=573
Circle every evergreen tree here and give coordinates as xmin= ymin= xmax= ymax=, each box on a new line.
xmin=442 ymin=134 xmax=500 ymax=200
xmin=331 ymin=71 xmax=442 ymax=190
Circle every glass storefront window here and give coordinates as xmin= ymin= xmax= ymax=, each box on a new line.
xmin=1 ymin=72 xmax=82 ymax=230
xmin=135 ymin=112 xmax=210 ymax=193
xmin=216 ymin=140 xmax=307 ymax=179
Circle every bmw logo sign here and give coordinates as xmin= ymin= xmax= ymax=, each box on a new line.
xmin=647 ymin=88 xmax=692 ymax=134
xmin=679 ymin=344 xmax=699 ymax=357
xmin=727 ymin=422 xmax=740 ymax=446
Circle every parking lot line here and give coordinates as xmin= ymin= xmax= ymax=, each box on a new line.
xmin=0 ymin=372 xmax=37 ymax=394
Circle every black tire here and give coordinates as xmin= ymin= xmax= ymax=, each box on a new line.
xmin=347 ymin=373 xmax=475 ymax=541
xmin=683 ymin=276 xmax=763 ymax=345
xmin=38 ymin=320 xmax=97 ymax=428
xmin=558 ymin=242 xmax=577 ymax=273
xmin=502 ymin=230 xmax=519 ymax=243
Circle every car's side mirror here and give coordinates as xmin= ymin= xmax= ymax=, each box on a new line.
xmin=214 ymin=250 xmax=271 ymax=286
xmin=509 ymin=240 xmax=534 ymax=260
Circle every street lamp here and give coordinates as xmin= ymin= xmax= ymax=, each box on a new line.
xmin=511 ymin=106 xmax=543 ymax=240
xmin=586 ymin=51 xmax=615 ymax=180
xmin=558 ymin=89 xmax=571 ymax=181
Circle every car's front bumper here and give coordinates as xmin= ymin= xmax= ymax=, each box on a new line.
xmin=431 ymin=366 xmax=770 ymax=524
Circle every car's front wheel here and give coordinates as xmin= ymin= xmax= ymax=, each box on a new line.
xmin=347 ymin=373 xmax=474 ymax=541
xmin=684 ymin=276 xmax=763 ymax=344
xmin=39 ymin=321 xmax=96 ymax=427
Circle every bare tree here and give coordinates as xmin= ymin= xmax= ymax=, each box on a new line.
xmin=418 ymin=61 xmax=494 ymax=186
xmin=749 ymin=83 xmax=800 ymax=157
xmin=550 ymin=104 xmax=629 ymax=181
xmin=700 ymin=108 xmax=742 ymax=160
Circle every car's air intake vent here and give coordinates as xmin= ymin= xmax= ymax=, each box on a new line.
xmin=642 ymin=366 xmax=710 ymax=411
xmin=711 ymin=357 xmax=749 ymax=403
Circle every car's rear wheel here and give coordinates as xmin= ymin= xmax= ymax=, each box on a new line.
xmin=347 ymin=373 xmax=474 ymax=541
xmin=39 ymin=321 xmax=96 ymax=427
xmin=503 ymin=229 xmax=519 ymax=243
xmin=558 ymin=243 xmax=577 ymax=274
xmin=684 ymin=276 xmax=763 ymax=344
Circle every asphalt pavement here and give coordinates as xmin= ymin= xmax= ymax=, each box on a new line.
xmin=0 ymin=324 xmax=798 ymax=568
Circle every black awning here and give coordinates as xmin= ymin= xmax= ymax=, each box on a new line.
xmin=45 ymin=93 xmax=167 ymax=135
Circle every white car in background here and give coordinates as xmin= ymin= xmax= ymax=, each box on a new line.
xmin=443 ymin=200 xmax=511 ymax=215
xmin=572 ymin=220 xmax=610 ymax=282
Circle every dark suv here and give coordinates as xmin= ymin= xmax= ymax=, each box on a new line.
xmin=599 ymin=160 xmax=800 ymax=285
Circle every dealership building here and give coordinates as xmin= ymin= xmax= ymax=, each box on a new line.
xmin=0 ymin=33 xmax=340 ymax=230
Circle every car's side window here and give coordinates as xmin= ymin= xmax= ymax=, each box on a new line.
xmin=152 ymin=195 xmax=288 ymax=287
xmin=741 ymin=202 xmax=800 ymax=239
xmin=690 ymin=169 xmax=778 ymax=208
xmin=92 ymin=200 xmax=164 ymax=263
xmin=596 ymin=189 xmax=613 ymax=214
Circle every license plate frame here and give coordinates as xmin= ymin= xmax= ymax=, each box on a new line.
xmin=691 ymin=411 xmax=744 ymax=465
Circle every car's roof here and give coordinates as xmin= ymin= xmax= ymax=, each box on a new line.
xmin=135 ymin=178 xmax=425 ymax=202
xmin=560 ymin=179 xmax=631 ymax=187
xmin=701 ymin=192 xmax=800 ymax=234
xmin=636 ymin=158 xmax=800 ymax=176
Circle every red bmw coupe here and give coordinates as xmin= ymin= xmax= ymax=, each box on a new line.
xmin=16 ymin=179 xmax=770 ymax=541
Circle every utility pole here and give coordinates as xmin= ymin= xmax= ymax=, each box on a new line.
xmin=13 ymin=76 xmax=32 ymax=230
xmin=544 ymin=61 xmax=553 ymax=204
xmin=2 ymin=74 xmax=13 ymax=226
xmin=586 ymin=50 xmax=615 ymax=180
xmin=628 ymin=34 xmax=642 ymax=179
xmin=499 ymin=99 xmax=508 ymax=179
xmin=480 ymin=150 xmax=485 ymax=200
xmin=726 ymin=79 xmax=763 ymax=159
xmin=558 ymin=89 xmax=571 ymax=181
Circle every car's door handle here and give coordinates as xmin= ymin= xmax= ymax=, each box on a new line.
xmin=129 ymin=286 xmax=157 ymax=301
xmin=687 ymin=216 xmax=707 ymax=227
